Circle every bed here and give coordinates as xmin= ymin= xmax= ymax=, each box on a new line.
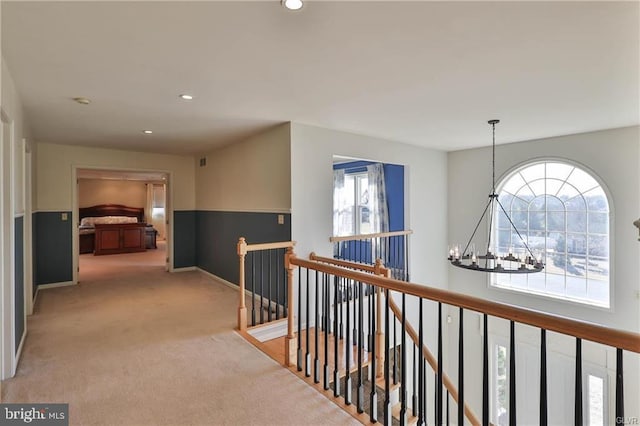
xmin=79 ymin=204 xmax=158 ymax=255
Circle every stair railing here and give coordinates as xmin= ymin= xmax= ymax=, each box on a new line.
xmin=312 ymin=253 xmax=481 ymax=425
xmin=284 ymin=246 xmax=640 ymax=425
xmin=330 ymin=230 xmax=413 ymax=280
xmin=236 ymin=238 xmax=295 ymax=331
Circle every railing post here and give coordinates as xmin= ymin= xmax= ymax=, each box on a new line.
xmin=237 ymin=237 xmax=248 ymax=331
xmin=284 ymin=246 xmax=297 ymax=367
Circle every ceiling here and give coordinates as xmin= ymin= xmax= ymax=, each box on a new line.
xmin=2 ymin=1 xmax=638 ymax=155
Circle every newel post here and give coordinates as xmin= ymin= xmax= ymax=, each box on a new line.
xmin=284 ymin=246 xmax=297 ymax=367
xmin=374 ymin=258 xmax=387 ymax=378
xmin=237 ymin=237 xmax=248 ymax=331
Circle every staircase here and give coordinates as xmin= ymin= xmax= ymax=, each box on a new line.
xmin=235 ymin=236 xmax=640 ymax=425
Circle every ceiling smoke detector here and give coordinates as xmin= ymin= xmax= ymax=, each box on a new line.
xmin=72 ymin=97 xmax=91 ymax=105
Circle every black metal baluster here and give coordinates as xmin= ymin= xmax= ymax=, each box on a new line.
xmin=400 ymin=293 xmax=407 ymax=426
xmin=251 ymin=252 xmax=256 ymax=326
xmin=353 ymin=279 xmax=358 ymax=347
xmin=393 ymin=302 xmax=398 ymax=385
xmin=422 ymin=358 xmax=427 ymax=426
xmin=276 ymin=249 xmax=280 ymax=320
xmin=437 ymin=302 xmax=443 ymax=426
xmin=320 ymin=262 xmax=325 ymax=331
xmin=260 ymin=251 xmax=265 ymax=324
xmin=369 ymin=284 xmax=374 ymax=351
xmin=334 ymin=276 xmax=340 ymax=397
xmin=314 ymin=270 xmax=320 ymax=384
xmin=509 ymin=320 xmax=516 ymax=426
xmin=404 ymin=234 xmax=408 ymax=281
xmin=483 ymin=314 xmax=489 ymax=426
xmin=458 ymin=307 xmax=464 ymax=426
xmin=418 ymin=298 xmax=424 ymax=426
xmin=283 ymin=251 xmax=288 ymax=318
xmin=305 ymin=268 xmax=311 ymax=377
xmin=574 ymin=338 xmax=582 ymax=426
xmin=370 ymin=284 xmax=378 ymax=423
xmin=615 ymin=348 xmax=624 ymax=425
xmin=540 ymin=329 xmax=547 ymax=426
xmin=324 ymin=273 xmax=330 ymax=390
xmin=413 ymin=344 xmax=417 ymax=418
xmin=339 ymin=279 xmax=344 ymax=339
xmin=357 ymin=281 xmax=364 ymax=413
xmin=446 ymin=390 xmax=450 ymax=426
xmin=268 ymin=250 xmax=272 ymax=323
xmin=297 ymin=266 xmax=302 ymax=372
xmin=384 ymin=289 xmax=392 ymax=426
xmin=345 ymin=279 xmax=352 ymax=405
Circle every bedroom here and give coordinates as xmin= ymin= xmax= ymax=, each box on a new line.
xmin=76 ymin=169 xmax=168 ymax=282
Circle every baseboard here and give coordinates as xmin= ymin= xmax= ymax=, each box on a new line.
xmin=37 ymin=281 xmax=75 ymax=290
xmin=196 ymin=267 xmax=238 ymax=289
xmin=172 ymin=266 xmax=197 ymax=272
xmin=15 ymin=330 xmax=27 ymax=371
xmin=32 ymin=287 xmax=40 ymax=309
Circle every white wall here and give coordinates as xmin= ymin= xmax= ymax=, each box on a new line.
xmin=78 ymin=179 xmax=146 ymax=209
xmin=290 ymin=123 xmax=449 ymax=287
xmin=36 ymin=143 xmax=195 ymax=211
xmin=0 ymin=55 xmax=32 ymax=381
xmin=196 ymin=123 xmax=291 ymax=212
xmin=447 ymin=126 xmax=640 ymax=424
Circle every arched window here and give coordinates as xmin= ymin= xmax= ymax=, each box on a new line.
xmin=492 ymin=161 xmax=610 ymax=307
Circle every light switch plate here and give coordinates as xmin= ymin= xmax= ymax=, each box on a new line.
xmin=277 ymin=214 xmax=284 ymax=225
xmin=61 ymin=212 xmax=68 ymax=221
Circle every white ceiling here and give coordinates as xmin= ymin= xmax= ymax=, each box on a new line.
xmin=2 ymin=1 xmax=638 ymax=155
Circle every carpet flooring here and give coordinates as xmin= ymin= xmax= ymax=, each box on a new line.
xmin=1 ymin=245 xmax=359 ymax=426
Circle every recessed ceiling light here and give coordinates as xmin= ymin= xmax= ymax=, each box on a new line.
xmin=282 ymin=0 xmax=303 ymax=11
xmin=142 ymin=130 xmax=153 ymax=134
xmin=72 ymin=97 xmax=91 ymax=105
xmin=179 ymin=94 xmax=194 ymax=100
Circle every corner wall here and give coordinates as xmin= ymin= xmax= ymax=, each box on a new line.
xmin=194 ymin=123 xmax=291 ymax=283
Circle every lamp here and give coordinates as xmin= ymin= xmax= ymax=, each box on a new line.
xmin=448 ymin=120 xmax=544 ymax=273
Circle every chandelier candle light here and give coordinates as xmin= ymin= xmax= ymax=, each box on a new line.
xmin=448 ymin=120 xmax=544 ymax=273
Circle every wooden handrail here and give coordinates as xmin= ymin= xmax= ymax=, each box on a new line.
xmin=289 ymin=255 xmax=640 ymax=353
xmin=388 ymin=296 xmax=481 ymax=426
xmin=245 ymin=240 xmax=296 ymax=252
xmin=329 ymin=229 xmax=413 ymax=243
xmin=310 ymin=252 xmax=378 ymax=273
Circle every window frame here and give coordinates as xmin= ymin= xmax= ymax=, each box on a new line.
xmin=489 ymin=158 xmax=614 ymax=309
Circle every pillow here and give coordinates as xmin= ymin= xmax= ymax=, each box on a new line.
xmin=80 ymin=216 xmax=138 ymax=227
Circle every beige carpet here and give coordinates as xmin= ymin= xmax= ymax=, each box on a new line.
xmin=2 ymin=245 xmax=359 ymax=426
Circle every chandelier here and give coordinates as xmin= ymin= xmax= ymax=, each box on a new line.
xmin=448 ymin=120 xmax=544 ymax=273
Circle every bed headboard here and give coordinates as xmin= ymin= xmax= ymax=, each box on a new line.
xmin=79 ymin=204 xmax=145 ymax=223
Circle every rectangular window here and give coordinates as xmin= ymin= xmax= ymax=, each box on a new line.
xmin=495 ymin=344 xmax=508 ymax=425
xmin=336 ymin=172 xmax=370 ymax=235
xmin=588 ymin=374 xmax=605 ymax=426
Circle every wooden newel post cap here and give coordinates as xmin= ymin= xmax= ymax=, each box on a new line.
xmin=237 ymin=237 xmax=247 ymax=255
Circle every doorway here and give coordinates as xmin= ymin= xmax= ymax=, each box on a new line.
xmin=73 ymin=168 xmax=171 ymax=285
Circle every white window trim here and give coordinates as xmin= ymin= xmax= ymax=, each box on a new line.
xmin=487 ymin=157 xmax=615 ymax=310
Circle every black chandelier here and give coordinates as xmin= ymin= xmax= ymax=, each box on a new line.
xmin=448 ymin=120 xmax=544 ymax=273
